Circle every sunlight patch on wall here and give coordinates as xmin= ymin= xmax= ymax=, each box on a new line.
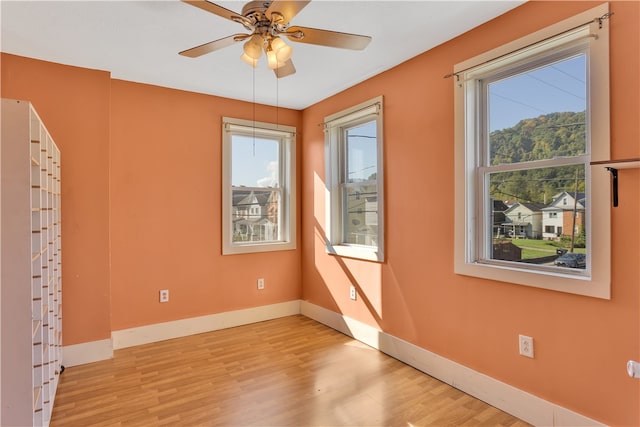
xmin=313 ymin=173 xmax=383 ymax=326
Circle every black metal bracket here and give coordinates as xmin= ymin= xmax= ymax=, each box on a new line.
xmin=605 ymin=167 xmax=618 ymax=207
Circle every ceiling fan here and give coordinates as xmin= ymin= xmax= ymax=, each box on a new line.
xmin=179 ymin=0 xmax=372 ymax=78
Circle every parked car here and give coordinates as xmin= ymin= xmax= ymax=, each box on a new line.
xmin=554 ymin=252 xmax=586 ymax=268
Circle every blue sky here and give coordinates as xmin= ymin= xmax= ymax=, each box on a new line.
xmin=232 ymin=120 xmax=378 ymax=188
xmin=231 ymin=136 xmax=279 ymax=188
xmin=346 ymin=121 xmax=377 ymax=182
xmin=488 ymin=54 xmax=586 ymax=131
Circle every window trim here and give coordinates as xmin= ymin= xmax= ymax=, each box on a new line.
xmin=453 ymin=4 xmax=611 ymax=299
xmin=325 ymin=96 xmax=384 ymax=262
xmin=222 ymin=117 xmax=296 ymax=255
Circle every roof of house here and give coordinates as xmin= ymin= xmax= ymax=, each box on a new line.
xmin=553 ymin=191 xmax=586 ymax=201
xmin=548 ymin=191 xmax=587 ymax=209
xmin=232 ymin=189 xmax=274 ymax=208
xmin=493 ymin=200 xmax=509 ymax=212
xmin=505 ymin=202 xmax=547 ymax=214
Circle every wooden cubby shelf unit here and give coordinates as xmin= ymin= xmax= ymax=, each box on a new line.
xmin=2 ymin=98 xmax=63 ymax=427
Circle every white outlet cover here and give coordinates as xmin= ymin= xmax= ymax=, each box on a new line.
xmin=519 ymin=334 xmax=534 ymax=358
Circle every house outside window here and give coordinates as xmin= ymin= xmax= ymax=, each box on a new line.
xmin=325 ymin=96 xmax=384 ymax=262
xmin=541 ymin=191 xmax=586 ymax=241
xmin=453 ymin=5 xmax=611 ymax=299
xmin=222 ymin=117 xmax=296 ymax=255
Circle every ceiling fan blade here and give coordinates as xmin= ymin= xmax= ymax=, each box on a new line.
xmin=274 ymin=59 xmax=296 ymax=78
xmin=181 ymin=0 xmax=249 ymax=26
xmin=266 ymin=0 xmax=310 ymax=24
xmin=179 ymin=34 xmax=248 ymax=58
xmin=285 ymin=26 xmax=372 ymax=50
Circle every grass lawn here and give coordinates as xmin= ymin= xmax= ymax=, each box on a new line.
xmin=508 ymin=238 xmax=586 ymax=259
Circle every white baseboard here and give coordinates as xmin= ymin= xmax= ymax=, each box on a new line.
xmin=300 ymin=301 xmax=605 ymax=427
xmin=62 ymin=338 xmax=113 ymax=367
xmin=112 ymin=300 xmax=301 ymax=349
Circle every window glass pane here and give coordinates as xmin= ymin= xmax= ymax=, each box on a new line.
xmin=324 ymin=97 xmax=383 ymax=261
xmin=345 ymin=121 xmax=377 ymax=183
xmin=231 ymin=136 xmax=279 ymax=187
xmin=488 ymin=54 xmax=587 ymax=164
xmin=342 ymin=184 xmax=378 ymax=246
xmin=231 ymin=135 xmax=281 ymax=244
xmin=222 ymin=118 xmax=295 ymax=255
xmin=231 ymin=188 xmax=280 ymax=243
xmin=489 ymin=164 xmax=586 ymax=268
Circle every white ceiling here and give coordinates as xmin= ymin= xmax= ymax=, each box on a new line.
xmin=1 ymin=0 xmax=525 ymax=110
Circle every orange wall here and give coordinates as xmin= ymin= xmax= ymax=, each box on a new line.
xmin=109 ymin=80 xmax=302 ymax=330
xmin=1 ymin=54 xmax=303 ymax=341
xmin=1 ymin=54 xmax=112 ymax=345
xmin=301 ymin=2 xmax=639 ymax=426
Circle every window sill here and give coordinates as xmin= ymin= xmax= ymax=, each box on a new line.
xmin=454 ymin=259 xmax=610 ymax=299
xmin=223 ymin=241 xmax=296 ymax=255
xmin=326 ymin=244 xmax=384 ymax=263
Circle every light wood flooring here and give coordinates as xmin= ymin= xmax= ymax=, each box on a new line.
xmin=51 ymin=315 xmax=530 ymax=426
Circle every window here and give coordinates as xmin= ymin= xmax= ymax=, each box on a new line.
xmin=222 ymin=117 xmax=296 ymax=254
xmin=454 ymin=5 xmax=611 ymax=298
xmin=325 ymin=96 xmax=384 ymax=262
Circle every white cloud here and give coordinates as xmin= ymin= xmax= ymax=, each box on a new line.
xmin=256 ymin=161 xmax=279 ymax=187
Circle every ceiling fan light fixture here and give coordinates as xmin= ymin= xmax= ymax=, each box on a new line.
xmin=180 ymin=0 xmax=372 ymax=78
xmin=270 ymin=36 xmax=293 ymax=63
xmin=243 ymin=34 xmax=264 ymax=60
xmin=266 ymin=48 xmax=286 ymax=70
xmin=240 ymin=52 xmax=258 ymax=68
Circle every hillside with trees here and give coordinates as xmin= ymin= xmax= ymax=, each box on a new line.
xmin=489 ymin=111 xmax=586 ymax=204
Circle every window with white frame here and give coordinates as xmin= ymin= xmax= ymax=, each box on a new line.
xmin=222 ymin=117 xmax=296 ymax=255
xmin=325 ymin=96 xmax=384 ymax=262
xmin=453 ymin=5 xmax=611 ymax=298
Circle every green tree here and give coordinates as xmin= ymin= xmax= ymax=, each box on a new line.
xmin=489 ymin=111 xmax=586 ymax=203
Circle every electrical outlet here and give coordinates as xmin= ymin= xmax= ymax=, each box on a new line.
xmin=257 ymin=278 xmax=265 ymax=290
xmin=519 ymin=334 xmax=534 ymax=358
xmin=349 ymin=285 xmax=357 ymax=301
xmin=159 ymin=289 xmax=169 ymax=303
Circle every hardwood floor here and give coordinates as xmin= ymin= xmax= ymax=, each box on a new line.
xmin=51 ymin=315 xmax=530 ymax=426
